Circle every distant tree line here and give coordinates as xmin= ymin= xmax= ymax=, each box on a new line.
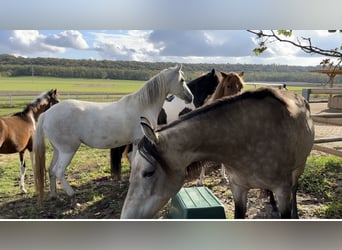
xmin=0 ymin=54 xmax=341 ymax=84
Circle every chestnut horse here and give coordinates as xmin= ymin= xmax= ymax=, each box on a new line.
xmin=121 ymin=88 xmax=314 ymax=219
xmin=0 ymin=89 xmax=59 ymax=193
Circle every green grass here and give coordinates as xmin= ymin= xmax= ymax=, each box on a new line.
xmin=0 ymin=142 xmax=131 ymax=218
xmin=298 ymin=155 xmax=342 ymax=218
xmin=0 ymin=76 xmax=144 ymax=93
xmin=0 ymin=76 xmax=136 ymax=218
xmin=0 ymin=76 xmax=145 ymax=116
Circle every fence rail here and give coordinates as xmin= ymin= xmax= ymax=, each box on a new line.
xmin=303 ymin=88 xmax=342 ymax=157
xmin=0 ymin=92 xmax=128 ymax=108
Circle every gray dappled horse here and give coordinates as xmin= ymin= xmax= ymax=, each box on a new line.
xmin=121 ymin=88 xmax=314 ymax=219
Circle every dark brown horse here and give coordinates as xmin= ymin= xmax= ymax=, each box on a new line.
xmin=0 ymin=89 xmax=59 ymax=193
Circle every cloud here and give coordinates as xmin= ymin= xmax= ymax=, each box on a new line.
xmin=0 ymin=30 xmax=339 ymax=66
xmin=148 ymin=30 xmax=255 ymax=57
xmin=0 ymin=30 xmax=89 ymax=57
xmin=44 ymin=30 xmax=89 ymax=50
xmin=91 ymin=30 xmax=159 ymax=61
xmin=6 ymin=30 xmax=64 ymax=54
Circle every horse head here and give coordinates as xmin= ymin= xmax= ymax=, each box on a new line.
xmin=215 ymin=71 xmax=244 ymax=99
xmin=121 ymin=117 xmax=184 ymax=219
xmin=32 ymin=89 xmax=60 ymax=120
xmin=164 ymin=65 xmax=193 ymax=104
xmin=187 ymin=69 xmax=220 ymax=107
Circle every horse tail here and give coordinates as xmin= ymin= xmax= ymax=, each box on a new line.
xmin=33 ymin=113 xmax=46 ymax=204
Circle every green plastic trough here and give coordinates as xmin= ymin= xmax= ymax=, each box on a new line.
xmin=168 ymin=187 xmax=226 ymax=219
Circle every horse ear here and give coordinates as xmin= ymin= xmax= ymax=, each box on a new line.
xmin=176 ymin=64 xmax=182 ymax=71
xmin=239 ymin=72 xmax=244 ymax=77
xmin=140 ymin=117 xmax=158 ymax=144
xmin=220 ymin=71 xmax=228 ymax=78
xmin=211 ymin=69 xmax=215 ymax=75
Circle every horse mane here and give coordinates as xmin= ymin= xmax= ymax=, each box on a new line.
xmin=134 ymin=71 xmax=167 ymax=106
xmin=187 ymin=69 xmax=219 ymax=107
xmin=157 ymin=87 xmax=289 ymax=133
xmin=13 ymin=90 xmax=57 ymax=117
xmin=137 ymin=136 xmax=170 ymax=175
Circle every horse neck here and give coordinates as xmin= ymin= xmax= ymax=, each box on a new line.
xmin=134 ymin=75 xmax=168 ymax=126
xmin=188 ymin=77 xmax=217 ymax=108
xmin=157 ymin=116 xmax=228 ymax=170
xmin=26 ymin=101 xmax=51 ymax=122
xmin=32 ymin=104 xmax=50 ymax=121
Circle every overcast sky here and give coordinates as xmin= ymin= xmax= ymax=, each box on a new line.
xmin=0 ymin=30 xmax=340 ymax=66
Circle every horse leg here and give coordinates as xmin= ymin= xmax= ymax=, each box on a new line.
xmin=268 ymin=190 xmax=278 ymax=212
xmin=230 ymin=180 xmax=248 ymax=219
xmin=110 ymin=145 xmax=126 ymax=181
xmin=197 ymin=166 xmax=205 ymax=186
xmin=274 ymin=187 xmax=292 ymax=219
xmin=54 ymin=152 xmax=76 ymax=197
xmin=48 ymin=148 xmax=59 ymax=198
xmin=29 ymin=150 xmax=34 ymax=178
xmin=220 ymin=163 xmax=228 ymax=184
xmin=291 ymin=183 xmax=299 ymax=219
xmin=19 ymin=150 xmax=27 ymax=194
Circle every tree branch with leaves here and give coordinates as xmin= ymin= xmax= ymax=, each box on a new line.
xmin=247 ymin=30 xmax=342 ymax=70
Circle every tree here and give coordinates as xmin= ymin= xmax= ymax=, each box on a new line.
xmin=247 ymin=30 xmax=342 ymax=70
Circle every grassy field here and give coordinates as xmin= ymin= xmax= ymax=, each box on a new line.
xmin=0 ymin=76 xmax=340 ymax=219
xmin=0 ymin=76 xmax=145 ymax=116
xmin=0 ymin=76 xmax=144 ymax=93
xmin=0 ymin=76 xmax=311 ymax=115
xmin=0 ymin=76 xmax=136 ymax=218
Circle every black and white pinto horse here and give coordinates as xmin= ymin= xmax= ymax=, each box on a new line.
xmin=110 ymin=69 xmax=220 ymax=180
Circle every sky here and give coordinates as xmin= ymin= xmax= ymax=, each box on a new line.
xmin=0 ymin=30 xmax=341 ymax=67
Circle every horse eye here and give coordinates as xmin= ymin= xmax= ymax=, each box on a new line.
xmin=143 ymin=169 xmax=155 ymax=178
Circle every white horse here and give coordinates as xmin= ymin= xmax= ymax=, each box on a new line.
xmin=34 ymin=65 xmax=193 ymax=202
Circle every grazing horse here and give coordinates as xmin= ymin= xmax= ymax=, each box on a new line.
xmin=0 ymin=89 xmax=59 ymax=193
xmin=34 ymin=65 xmax=193 ymax=203
xmin=198 ymin=71 xmax=244 ymax=185
xmin=110 ymin=69 xmax=220 ymax=180
xmin=121 ymin=88 xmax=314 ymax=219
